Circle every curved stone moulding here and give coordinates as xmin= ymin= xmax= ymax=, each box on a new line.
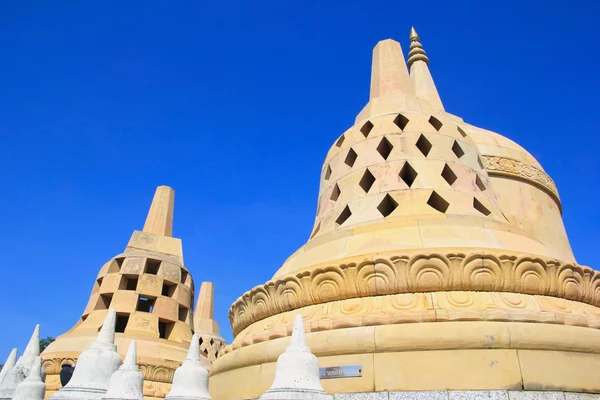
xmin=228 ymin=249 xmax=598 ymax=336
xmin=222 ymin=290 xmax=600 ymax=354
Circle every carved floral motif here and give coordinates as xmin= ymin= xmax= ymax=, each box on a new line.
xmin=482 ymin=155 xmax=560 ymax=204
xmin=228 ymin=250 xmax=597 ymax=336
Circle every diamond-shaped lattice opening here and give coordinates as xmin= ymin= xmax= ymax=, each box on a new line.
xmin=335 ymin=205 xmax=352 ymax=226
xmin=399 ymin=162 xmax=418 ymax=187
xmin=181 ymin=270 xmax=188 ymax=284
xmin=394 ymin=113 xmax=409 ymax=131
xmin=330 ymin=184 xmax=341 ymax=201
xmin=452 ymin=141 xmax=465 ymax=159
xmin=376 ymin=137 xmax=394 ymax=160
xmin=416 ymin=134 xmax=432 ymax=157
xmin=361 ymin=121 xmax=374 ymax=137
xmin=457 ymin=126 xmax=468 ymax=138
xmin=377 ymin=194 xmax=398 ymax=217
xmin=324 ymin=165 xmax=332 ymax=180
xmin=309 ymin=222 xmax=321 ymax=239
xmin=345 ymin=148 xmax=358 ymax=167
xmin=115 ymin=257 xmax=125 ymax=270
xmin=115 ymin=314 xmax=129 ymax=333
xmin=475 ymin=175 xmax=486 ymax=191
xmin=427 ymin=191 xmax=449 ymax=213
xmin=474 ymin=197 xmax=491 ymax=216
xmin=359 ymin=169 xmax=376 ymax=193
xmin=441 ymin=164 xmax=458 ymax=186
xmin=477 ymin=156 xmax=485 ymax=169
xmin=429 ymin=116 xmax=443 ymax=131
xmin=335 ymin=135 xmax=345 ymax=148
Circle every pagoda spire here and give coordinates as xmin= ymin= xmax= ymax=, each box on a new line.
xmin=142 ymin=186 xmax=175 ymax=237
xmin=408 ymin=27 xmax=445 ymax=112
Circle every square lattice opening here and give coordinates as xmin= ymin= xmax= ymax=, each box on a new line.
xmin=178 ymin=306 xmax=189 ymax=323
xmin=136 ymin=296 xmax=155 ymax=313
xmin=377 ymin=194 xmax=398 ymax=217
xmin=359 ymin=169 xmax=376 ymax=193
xmin=427 ymin=191 xmax=449 ymax=213
xmin=360 ymin=121 xmax=374 ymax=137
xmin=115 ymin=314 xmax=129 ymax=333
xmin=399 ymin=162 xmax=418 ymax=187
xmin=416 ymin=134 xmax=432 ymax=157
xmin=159 ymin=320 xmax=175 ymax=339
xmin=162 ymin=282 xmax=177 ymax=297
xmin=145 ymin=259 xmax=161 ymax=275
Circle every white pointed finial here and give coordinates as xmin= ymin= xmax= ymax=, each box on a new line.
xmin=259 ymin=315 xmax=331 ymax=400
xmin=101 ymin=341 xmax=143 ymax=400
xmin=98 ymin=309 xmax=117 ymax=345
xmin=123 ymin=341 xmax=137 ymax=369
xmin=186 ymin=334 xmax=201 ymax=362
xmin=23 ymin=325 xmax=40 ymax=356
xmin=0 ymin=348 xmax=18 ymax=383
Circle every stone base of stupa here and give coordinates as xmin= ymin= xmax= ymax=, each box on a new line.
xmin=42 ymin=332 xmax=209 ymax=399
xmin=275 ymin=392 xmax=600 ymax=400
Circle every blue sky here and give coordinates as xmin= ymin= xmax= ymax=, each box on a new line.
xmin=0 ymin=0 xmax=599 ymax=357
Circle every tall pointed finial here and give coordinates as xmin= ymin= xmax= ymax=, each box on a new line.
xmin=0 ymin=348 xmax=18 ymax=383
xmin=142 ymin=186 xmax=175 ymax=237
xmin=369 ymin=39 xmax=416 ymax=100
xmin=123 ymin=341 xmax=137 ymax=369
xmin=186 ymin=334 xmax=201 ymax=362
xmin=407 ymin=27 xmax=429 ymax=68
xmin=407 ymin=27 xmax=444 ymax=112
xmin=23 ymin=325 xmax=40 ymax=357
xmin=196 ymin=282 xmax=214 ymax=320
xmin=98 ymin=309 xmax=116 ymax=344
xmin=289 ymin=314 xmax=308 ymax=350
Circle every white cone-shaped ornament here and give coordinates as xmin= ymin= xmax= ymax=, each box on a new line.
xmin=0 ymin=325 xmax=41 ymax=400
xmin=260 ymin=315 xmax=332 ymax=400
xmin=13 ymin=356 xmax=46 ymax=400
xmin=49 ymin=310 xmax=122 ymax=400
xmin=0 ymin=349 xmax=18 ymax=385
xmin=165 ymin=334 xmax=211 ymax=400
xmin=102 ymin=341 xmax=143 ymax=400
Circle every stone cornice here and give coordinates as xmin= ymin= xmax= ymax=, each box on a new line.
xmin=228 ymin=250 xmax=597 ymax=337
xmin=482 ymin=155 xmax=561 ymax=209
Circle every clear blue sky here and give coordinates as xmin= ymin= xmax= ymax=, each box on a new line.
xmin=0 ymin=1 xmax=599 ymax=358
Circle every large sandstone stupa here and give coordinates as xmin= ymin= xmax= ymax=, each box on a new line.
xmin=42 ymin=186 xmax=225 ymax=399
xmin=209 ymin=30 xmax=600 ymax=398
